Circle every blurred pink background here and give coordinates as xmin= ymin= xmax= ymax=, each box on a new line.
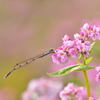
xmin=0 ymin=0 xmax=100 ymax=100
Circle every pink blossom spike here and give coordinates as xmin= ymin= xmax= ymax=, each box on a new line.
xmin=59 ymin=83 xmax=87 ymax=100
xmin=96 ymin=72 xmax=100 ymax=82
xmin=95 ymin=66 xmax=100 ymax=72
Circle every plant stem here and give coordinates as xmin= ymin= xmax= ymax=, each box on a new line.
xmin=83 ymin=56 xmax=91 ymax=99
xmin=75 ymin=57 xmax=91 ymax=99
xmin=83 ymin=70 xmax=91 ymax=99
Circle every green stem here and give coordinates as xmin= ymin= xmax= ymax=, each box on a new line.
xmin=83 ymin=71 xmax=91 ymax=99
xmin=83 ymin=56 xmax=91 ymax=99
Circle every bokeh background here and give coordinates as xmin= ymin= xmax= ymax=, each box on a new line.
xmin=0 ymin=0 xmax=100 ymax=100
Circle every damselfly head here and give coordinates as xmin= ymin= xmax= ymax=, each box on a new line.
xmin=49 ymin=48 xmax=55 ymax=53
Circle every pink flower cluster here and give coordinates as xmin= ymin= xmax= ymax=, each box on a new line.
xmin=59 ymin=83 xmax=87 ymax=100
xmin=95 ymin=66 xmax=100 ymax=82
xmin=22 ymin=78 xmax=63 ymax=100
xmin=52 ymin=23 xmax=100 ymax=64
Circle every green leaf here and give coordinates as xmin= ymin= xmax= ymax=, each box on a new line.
xmin=76 ymin=65 xmax=94 ymax=71
xmin=47 ymin=65 xmax=80 ymax=77
xmin=89 ymin=42 xmax=96 ymax=52
xmin=85 ymin=57 xmax=93 ymax=64
xmin=47 ymin=64 xmax=95 ymax=77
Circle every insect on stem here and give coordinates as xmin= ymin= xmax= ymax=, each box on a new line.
xmin=4 ymin=49 xmax=55 ymax=78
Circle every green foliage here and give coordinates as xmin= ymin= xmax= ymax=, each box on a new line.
xmin=48 ymin=64 xmax=94 ymax=77
xmin=89 ymin=42 xmax=96 ymax=52
xmin=85 ymin=57 xmax=93 ymax=64
xmin=77 ymin=65 xmax=94 ymax=71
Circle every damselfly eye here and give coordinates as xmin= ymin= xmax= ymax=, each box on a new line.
xmin=49 ymin=49 xmax=55 ymax=53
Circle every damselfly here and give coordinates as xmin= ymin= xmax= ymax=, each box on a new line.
xmin=4 ymin=49 xmax=55 ymax=78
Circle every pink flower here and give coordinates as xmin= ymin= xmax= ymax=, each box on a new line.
xmin=51 ymin=23 xmax=100 ymax=64
xmin=95 ymin=66 xmax=100 ymax=72
xmin=74 ymin=33 xmax=81 ymax=40
xmin=75 ymin=40 xmax=90 ymax=51
xmin=89 ymin=25 xmax=100 ymax=41
xmin=63 ymin=40 xmax=75 ymax=48
xmin=80 ymin=23 xmax=90 ymax=38
xmin=95 ymin=66 xmax=100 ymax=82
xmin=52 ymin=46 xmax=68 ymax=64
xmin=89 ymin=97 xmax=96 ymax=100
xmin=22 ymin=77 xmax=63 ymax=100
xmin=22 ymin=91 xmax=31 ymax=100
xmin=68 ymin=48 xmax=78 ymax=58
xmin=52 ymin=35 xmax=78 ymax=64
xmin=59 ymin=83 xmax=86 ymax=100
xmin=96 ymin=72 xmax=100 ymax=82
xmin=62 ymin=35 xmax=71 ymax=44
xmin=37 ymin=96 xmax=55 ymax=100
xmin=80 ymin=23 xmax=100 ymax=41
